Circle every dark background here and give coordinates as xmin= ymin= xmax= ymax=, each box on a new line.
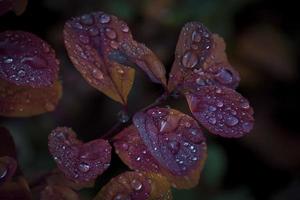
xmin=1 ymin=0 xmax=300 ymax=199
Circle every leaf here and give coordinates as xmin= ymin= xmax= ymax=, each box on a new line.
xmin=130 ymin=108 xmax=207 ymax=189
xmin=0 ymin=177 xmax=32 ymax=200
xmin=0 ymin=79 xmax=62 ymax=117
xmin=64 ymin=11 xmax=166 ymax=104
xmin=0 ymin=31 xmax=60 ymax=88
xmin=168 ymin=22 xmax=240 ymax=93
xmin=48 ymin=127 xmax=111 ymax=182
xmin=0 ymin=0 xmax=27 ymax=16
xmin=186 ymin=85 xmax=254 ymax=138
xmin=0 ymin=156 xmax=17 ymax=185
xmin=41 ymin=185 xmax=80 ymax=200
xmin=94 ymin=171 xmax=172 ymax=200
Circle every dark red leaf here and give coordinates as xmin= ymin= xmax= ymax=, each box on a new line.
xmin=168 ymin=22 xmax=240 ymax=92
xmin=64 ymin=11 xmax=166 ymax=104
xmin=186 ymin=85 xmax=254 ymax=137
xmin=94 ymin=171 xmax=172 ymax=200
xmin=0 ymin=156 xmax=17 ymax=185
xmin=0 ymin=31 xmax=59 ymax=88
xmin=131 ymin=108 xmax=207 ymax=188
xmin=41 ymin=185 xmax=80 ymax=200
xmin=48 ymin=127 xmax=111 ymax=182
xmin=0 ymin=0 xmax=27 ymax=16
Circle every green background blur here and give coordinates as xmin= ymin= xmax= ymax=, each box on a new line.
xmin=1 ymin=0 xmax=300 ymax=199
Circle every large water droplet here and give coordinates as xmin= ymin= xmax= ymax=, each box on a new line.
xmin=79 ymin=162 xmax=90 ymax=172
xmin=131 ymin=179 xmax=143 ymax=191
xmin=215 ymin=68 xmax=233 ymax=84
xmin=105 ymin=28 xmax=117 ymax=39
xmin=241 ymin=101 xmax=250 ymax=109
xmin=208 ymin=117 xmax=216 ymax=124
xmin=80 ymin=14 xmax=94 ymax=25
xmin=4 ymin=57 xmax=13 ymax=64
xmin=192 ymin=31 xmax=201 ymax=42
xmin=72 ymin=22 xmax=83 ymax=29
xmin=168 ymin=140 xmax=180 ymax=154
xmin=121 ymin=24 xmax=129 ymax=33
xmin=182 ymin=51 xmax=198 ymax=68
xmin=92 ymin=68 xmax=104 ymax=80
xmin=17 ymin=69 xmax=26 ymax=77
xmin=208 ymin=105 xmax=216 ymax=112
xmin=100 ymin=14 xmax=111 ymax=23
xmin=216 ymin=100 xmax=223 ymax=107
xmin=225 ymin=116 xmax=239 ymax=126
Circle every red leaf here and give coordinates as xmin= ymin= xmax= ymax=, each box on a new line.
xmin=41 ymin=185 xmax=80 ymax=200
xmin=94 ymin=171 xmax=172 ymax=200
xmin=168 ymin=22 xmax=240 ymax=92
xmin=0 ymin=156 xmax=17 ymax=185
xmin=131 ymin=108 xmax=207 ymax=188
xmin=0 ymin=79 xmax=62 ymax=117
xmin=64 ymin=11 xmax=166 ymax=104
xmin=0 ymin=0 xmax=27 ymax=16
xmin=0 ymin=31 xmax=59 ymax=88
xmin=186 ymin=85 xmax=254 ymax=137
xmin=48 ymin=127 xmax=111 ymax=182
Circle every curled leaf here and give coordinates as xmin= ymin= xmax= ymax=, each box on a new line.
xmin=0 ymin=156 xmax=17 ymax=185
xmin=94 ymin=171 xmax=172 ymax=200
xmin=168 ymin=22 xmax=240 ymax=92
xmin=0 ymin=31 xmax=59 ymax=88
xmin=0 ymin=0 xmax=27 ymax=16
xmin=0 ymin=79 xmax=62 ymax=117
xmin=131 ymin=108 xmax=207 ymax=188
xmin=41 ymin=185 xmax=80 ymax=200
xmin=64 ymin=11 xmax=166 ymax=104
xmin=48 ymin=127 xmax=111 ymax=182
xmin=186 ymin=85 xmax=254 ymax=137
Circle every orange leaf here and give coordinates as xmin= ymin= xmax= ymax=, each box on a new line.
xmin=94 ymin=171 xmax=172 ymax=200
xmin=64 ymin=12 xmax=166 ymax=104
xmin=0 ymin=79 xmax=62 ymax=117
xmin=168 ymin=22 xmax=240 ymax=93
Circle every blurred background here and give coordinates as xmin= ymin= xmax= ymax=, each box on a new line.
xmin=1 ymin=0 xmax=300 ymax=199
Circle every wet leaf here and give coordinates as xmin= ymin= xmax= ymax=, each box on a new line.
xmin=94 ymin=171 xmax=172 ymax=200
xmin=0 ymin=177 xmax=32 ymax=200
xmin=0 ymin=156 xmax=17 ymax=185
xmin=0 ymin=31 xmax=59 ymax=88
xmin=168 ymin=22 xmax=240 ymax=93
xmin=41 ymin=185 xmax=80 ymax=200
xmin=64 ymin=11 xmax=166 ymax=104
xmin=186 ymin=85 xmax=254 ymax=138
xmin=0 ymin=0 xmax=27 ymax=16
xmin=48 ymin=127 xmax=111 ymax=182
xmin=132 ymin=108 xmax=207 ymax=189
xmin=0 ymin=79 xmax=62 ymax=117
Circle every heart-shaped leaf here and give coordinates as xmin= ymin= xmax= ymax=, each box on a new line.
xmin=128 ymin=108 xmax=207 ymax=189
xmin=0 ymin=79 xmax=62 ymax=117
xmin=48 ymin=127 xmax=111 ymax=182
xmin=64 ymin=11 xmax=166 ymax=104
xmin=0 ymin=0 xmax=27 ymax=16
xmin=0 ymin=31 xmax=59 ymax=88
xmin=94 ymin=171 xmax=172 ymax=200
xmin=168 ymin=22 xmax=240 ymax=93
xmin=186 ymin=85 xmax=254 ymax=137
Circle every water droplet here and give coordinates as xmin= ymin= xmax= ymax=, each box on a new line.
xmin=242 ymin=122 xmax=253 ymax=132
xmin=4 ymin=57 xmax=13 ymax=64
xmin=0 ymin=163 xmax=8 ymax=180
xmin=225 ymin=116 xmax=239 ymax=126
xmin=185 ymin=122 xmax=191 ymax=128
xmin=80 ymin=14 xmax=94 ymax=25
xmin=79 ymin=162 xmax=90 ymax=172
xmin=208 ymin=105 xmax=216 ymax=112
xmin=216 ymin=88 xmax=222 ymax=94
xmin=79 ymin=34 xmax=90 ymax=44
xmin=241 ymin=101 xmax=250 ymax=109
xmin=182 ymin=51 xmax=198 ymax=68
xmin=92 ymin=68 xmax=104 ymax=80
xmin=136 ymin=157 xmax=141 ymax=161
xmin=121 ymin=24 xmax=129 ymax=32
xmin=89 ymin=27 xmax=99 ymax=36
xmin=131 ymin=179 xmax=143 ymax=191
xmin=117 ymin=68 xmax=124 ymax=74
xmin=192 ymin=157 xmax=198 ymax=161
xmin=17 ymin=69 xmax=26 ymax=77
xmin=192 ymin=31 xmax=201 ymax=42
xmin=208 ymin=117 xmax=216 ymax=124
xmin=216 ymin=100 xmax=223 ymax=107
xmin=122 ymin=143 xmax=128 ymax=150
xmin=72 ymin=22 xmax=83 ymax=29
xmin=105 ymin=28 xmax=117 ymax=39
xmin=100 ymin=14 xmax=111 ymax=23
xmin=168 ymin=140 xmax=180 ymax=154
xmin=215 ymin=68 xmax=233 ymax=84
xmin=196 ymin=78 xmax=206 ymax=86
xmin=110 ymin=40 xmax=119 ymax=49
